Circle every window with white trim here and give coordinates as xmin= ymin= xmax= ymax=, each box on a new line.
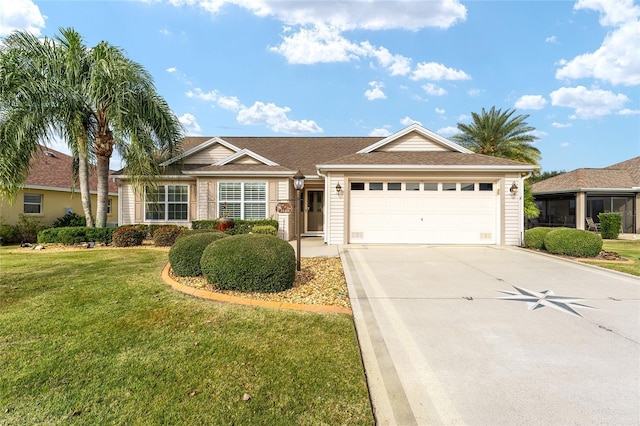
xmin=145 ymin=185 xmax=188 ymax=221
xmin=218 ymin=182 xmax=267 ymax=220
xmin=24 ymin=193 xmax=42 ymax=214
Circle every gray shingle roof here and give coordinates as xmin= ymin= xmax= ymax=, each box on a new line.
xmin=532 ymin=156 xmax=640 ymax=193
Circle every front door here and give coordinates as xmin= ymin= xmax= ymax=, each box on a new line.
xmin=306 ymin=190 xmax=324 ymax=232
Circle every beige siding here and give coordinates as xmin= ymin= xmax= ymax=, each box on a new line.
xmin=233 ymin=156 xmax=261 ymax=165
xmin=120 ymin=185 xmax=136 ymax=225
xmin=327 ymin=173 xmax=345 ymax=244
xmin=276 ymin=180 xmax=292 ymax=240
xmin=184 ymin=144 xmax=236 ymax=164
xmin=503 ymin=175 xmax=522 ymax=245
xmin=378 ymin=132 xmax=448 ymax=152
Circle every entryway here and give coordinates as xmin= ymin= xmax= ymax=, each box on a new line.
xmin=305 ymin=190 xmax=323 ymax=234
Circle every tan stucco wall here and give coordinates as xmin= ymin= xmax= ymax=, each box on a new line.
xmin=0 ymin=189 xmax=118 ymax=227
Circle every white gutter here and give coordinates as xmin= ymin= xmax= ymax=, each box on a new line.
xmin=317 ymin=164 xmax=539 ymax=172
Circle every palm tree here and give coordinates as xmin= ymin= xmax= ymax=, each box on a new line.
xmin=0 ymin=28 xmax=183 ymax=227
xmin=452 ymin=106 xmax=541 ymax=217
xmin=451 ymin=106 xmax=541 ymax=165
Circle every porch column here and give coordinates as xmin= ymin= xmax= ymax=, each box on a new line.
xmin=576 ymin=192 xmax=586 ymax=230
xmin=635 ymin=194 xmax=640 ymax=233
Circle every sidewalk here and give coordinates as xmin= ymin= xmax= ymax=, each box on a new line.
xmin=289 ymin=236 xmax=339 ymax=258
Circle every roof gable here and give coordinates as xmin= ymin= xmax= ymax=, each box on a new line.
xmin=358 ymin=124 xmax=473 ymax=154
xmin=214 ymin=149 xmax=279 ymax=166
xmin=161 ymin=137 xmax=241 ymax=166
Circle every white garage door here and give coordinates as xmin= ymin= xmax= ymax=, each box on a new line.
xmin=349 ymin=181 xmax=498 ymax=244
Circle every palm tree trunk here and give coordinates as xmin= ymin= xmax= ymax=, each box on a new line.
xmin=77 ymin=152 xmax=94 ymax=227
xmin=95 ymin=153 xmax=110 ymax=228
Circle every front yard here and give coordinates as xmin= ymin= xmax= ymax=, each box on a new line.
xmin=581 ymin=239 xmax=640 ymax=276
xmin=0 ymin=247 xmax=374 ymax=425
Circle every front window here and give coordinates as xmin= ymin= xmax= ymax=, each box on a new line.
xmin=145 ymin=185 xmax=188 ymax=221
xmin=24 ymin=193 xmax=42 ymax=214
xmin=218 ymin=182 xmax=267 ymax=220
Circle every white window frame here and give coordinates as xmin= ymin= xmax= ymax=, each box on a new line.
xmin=144 ymin=185 xmax=189 ymax=221
xmin=24 ymin=193 xmax=42 ymax=214
xmin=218 ymin=182 xmax=267 ymax=220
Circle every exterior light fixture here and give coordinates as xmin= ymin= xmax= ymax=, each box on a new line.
xmin=292 ymin=170 xmax=305 ymax=271
xmin=335 ymin=183 xmax=342 ymax=194
xmin=510 ymin=181 xmax=518 ymax=195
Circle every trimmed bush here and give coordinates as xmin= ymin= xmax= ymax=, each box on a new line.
xmin=38 ymin=227 xmax=114 ymax=244
xmin=169 ymin=231 xmax=227 ymax=277
xmin=523 ymin=227 xmax=555 ymax=250
xmin=112 ymin=226 xmax=145 ymax=247
xmin=0 ymin=219 xmax=15 ymax=245
xmin=252 ymin=225 xmax=277 ymax=236
xmin=201 ymin=234 xmax=296 ymax=293
xmin=543 ymin=228 xmax=602 ymax=258
xmin=176 ymin=229 xmax=219 ymax=241
xmin=598 ymin=212 xmax=622 ymax=240
xmin=13 ymin=214 xmax=44 ymax=243
xmin=153 ymin=225 xmax=185 ymax=247
xmin=52 ymin=212 xmax=86 ymax=228
xmin=192 ymin=219 xmax=279 ymax=234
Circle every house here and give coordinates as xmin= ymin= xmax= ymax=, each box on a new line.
xmin=0 ymin=146 xmax=119 ymax=227
xmin=531 ymin=156 xmax=639 ymax=233
xmin=113 ymin=124 xmax=537 ymax=245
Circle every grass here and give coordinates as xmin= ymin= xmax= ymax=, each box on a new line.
xmin=580 ymin=239 xmax=640 ymax=276
xmin=0 ymin=247 xmax=374 ymax=425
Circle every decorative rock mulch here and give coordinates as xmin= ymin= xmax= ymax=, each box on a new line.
xmin=169 ymin=257 xmax=351 ymax=309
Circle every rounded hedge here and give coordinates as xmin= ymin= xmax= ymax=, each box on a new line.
xmin=169 ymin=231 xmax=227 ymax=277
xmin=523 ymin=227 xmax=556 ymax=250
xmin=200 ymin=234 xmax=296 ymax=293
xmin=153 ymin=225 xmax=185 ymax=247
xmin=251 ymin=225 xmax=277 ymax=236
xmin=175 ymin=229 xmax=219 ymax=242
xmin=543 ymin=228 xmax=602 ymax=258
xmin=112 ymin=226 xmax=145 ymax=247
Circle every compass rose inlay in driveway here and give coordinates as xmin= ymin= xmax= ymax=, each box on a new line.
xmin=497 ymin=285 xmax=596 ymax=317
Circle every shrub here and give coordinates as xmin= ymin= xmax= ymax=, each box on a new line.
xmin=523 ymin=227 xmax=555 ymax=250
xmin=14 ymin=214 xmax=44 ymax=243
xmin=52 ymin=212 xmax=86 ymax=228
xmin=192 ymin=219 xmax=279 ymax=234
xmin=201 ymin=234 xmax=296 ymax=293
xmin=543 ymin=228 xmax=602 ymax=258
xmin=169 ymin=231 xmax=227 ymax=277
xmin=252 ymin=225 xmax=277 ymax=236
xmin=112 ymin=226 xmax=145 ymax=247
xmin=0 ymin=219 xmax=15 ymax=245
xmin=176 ymin=229 xmax=219 ymax=241
xmin=37 ymin=227 xmax=114 ymax=244
xmin=598 ymin=212 xmax=622 ymax=240
xmin=153 ymin=225 xmax=185 ymax=247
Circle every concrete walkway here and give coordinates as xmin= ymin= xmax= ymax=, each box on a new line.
xmin=340 ymin=245 xmax=640 ymax=425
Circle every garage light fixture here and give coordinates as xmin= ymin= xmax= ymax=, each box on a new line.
xmin=510 ymin=181 xmax=518 ymax=195
xmin=335 ymin=183 xmax=342 ymax=194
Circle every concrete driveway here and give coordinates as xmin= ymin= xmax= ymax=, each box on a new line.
xmin=340 ymin=245 xmax=640 ymax=425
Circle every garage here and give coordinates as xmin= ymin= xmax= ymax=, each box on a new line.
xmin=349 ymin=180 xmax=499 ymax=244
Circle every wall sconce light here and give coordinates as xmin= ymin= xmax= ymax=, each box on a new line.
xmin=509 ymin=181 xmax=518 ymax=195
xmin=335 ymin=183 xmax=342 ymax=194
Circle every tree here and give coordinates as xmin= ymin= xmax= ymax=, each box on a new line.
xmin=452 ymin=107 xmax=541 ymax=217
xmin=0 ymin=28 xmax=183 ymax=227
xmin=530 ymin=170 xmax=565 ymax=184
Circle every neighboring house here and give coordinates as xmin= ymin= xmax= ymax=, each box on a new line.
xmin=0 ymin=146 xmax=119 ymax=227
xmin=531 ymin=156 xmax=639 ymax=233
xmin=113 ymin=124 xmax=537 ymax=245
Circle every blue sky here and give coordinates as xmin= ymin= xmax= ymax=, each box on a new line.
xmin=1 ymin=0 xmax=639 ymax=172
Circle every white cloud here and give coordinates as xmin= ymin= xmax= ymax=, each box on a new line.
xmin=179 ymin=113 xmax=201 ymax=134
xmin=457 ymin=114 xmax=470 ymax=121
xmin=411 ymin=62 xmax=471 ymax=81
xmin=400 ymin=116 xmax=422 ymax=126
xmin=160 ymin=28 xmax=172 ymax=36
xmin=364 ymin=81 xmax=386 ymax=101
xmin=186 ymin=88 xmax=218 ymax=102
xmin=237 ymin=101 xmax=322 ymax=134
xmin=422 ymin=83 xmax=447 ymax=96
xmin=181 ymin=0 xmax=467 ymax=31
xmin=270 ymin=25 xmax=412 ymax=76
xmin=530 ymin=130 xmax=548 ymax=139
xmin=370 ymin=127 xmax=391 ymax=137
xmin=467 ymin=88 xmax=483 ymax=97
xmin=549 ymin=85 xmax=630 ymax=118
xmin=0 ymin=0 xmax=45 ymax=36
xmin=514 ymin=95 xmax=548 ymax=110
xmin=545 ymin=35 xmax=558 ymax=43
xmin=552 ymin=122 xmax=573 ymax=128
xmin=618 ymin=108 xmax=640 ymax=115
xmin=436 ymin=126 xmax=458 ymax=136
xmin=560 ymin=142 xmax=570 ymax=148
xmin=167 ymin=67 xmax=177 ymax=73
xmin=217 ymin=95 xmax=241 ymax=112
xmin=556 ymin=0 xmax=640 ymax=86
xmin=435 ymin=107 xmax=445 ymax=114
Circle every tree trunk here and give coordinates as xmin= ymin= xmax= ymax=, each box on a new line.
xmin=77 ymin=151 xmax=94 ymax=227
xmin=95 ymin=153 xmax=110 ymax=228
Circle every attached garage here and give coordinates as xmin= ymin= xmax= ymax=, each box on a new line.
xmin=349 ymin=180 xmax=499 ymax=244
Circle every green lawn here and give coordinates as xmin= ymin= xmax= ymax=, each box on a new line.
xmin=583 ymin=239 xmax=640 ymax=276
xmin=0 ymin=247 xmax=374 ymax=425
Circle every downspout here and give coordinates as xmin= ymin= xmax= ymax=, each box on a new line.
xmin=521 ymin=172 xmax=533 ymax=246
xmin=317 ymin=168 xmax=329 ymax=244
